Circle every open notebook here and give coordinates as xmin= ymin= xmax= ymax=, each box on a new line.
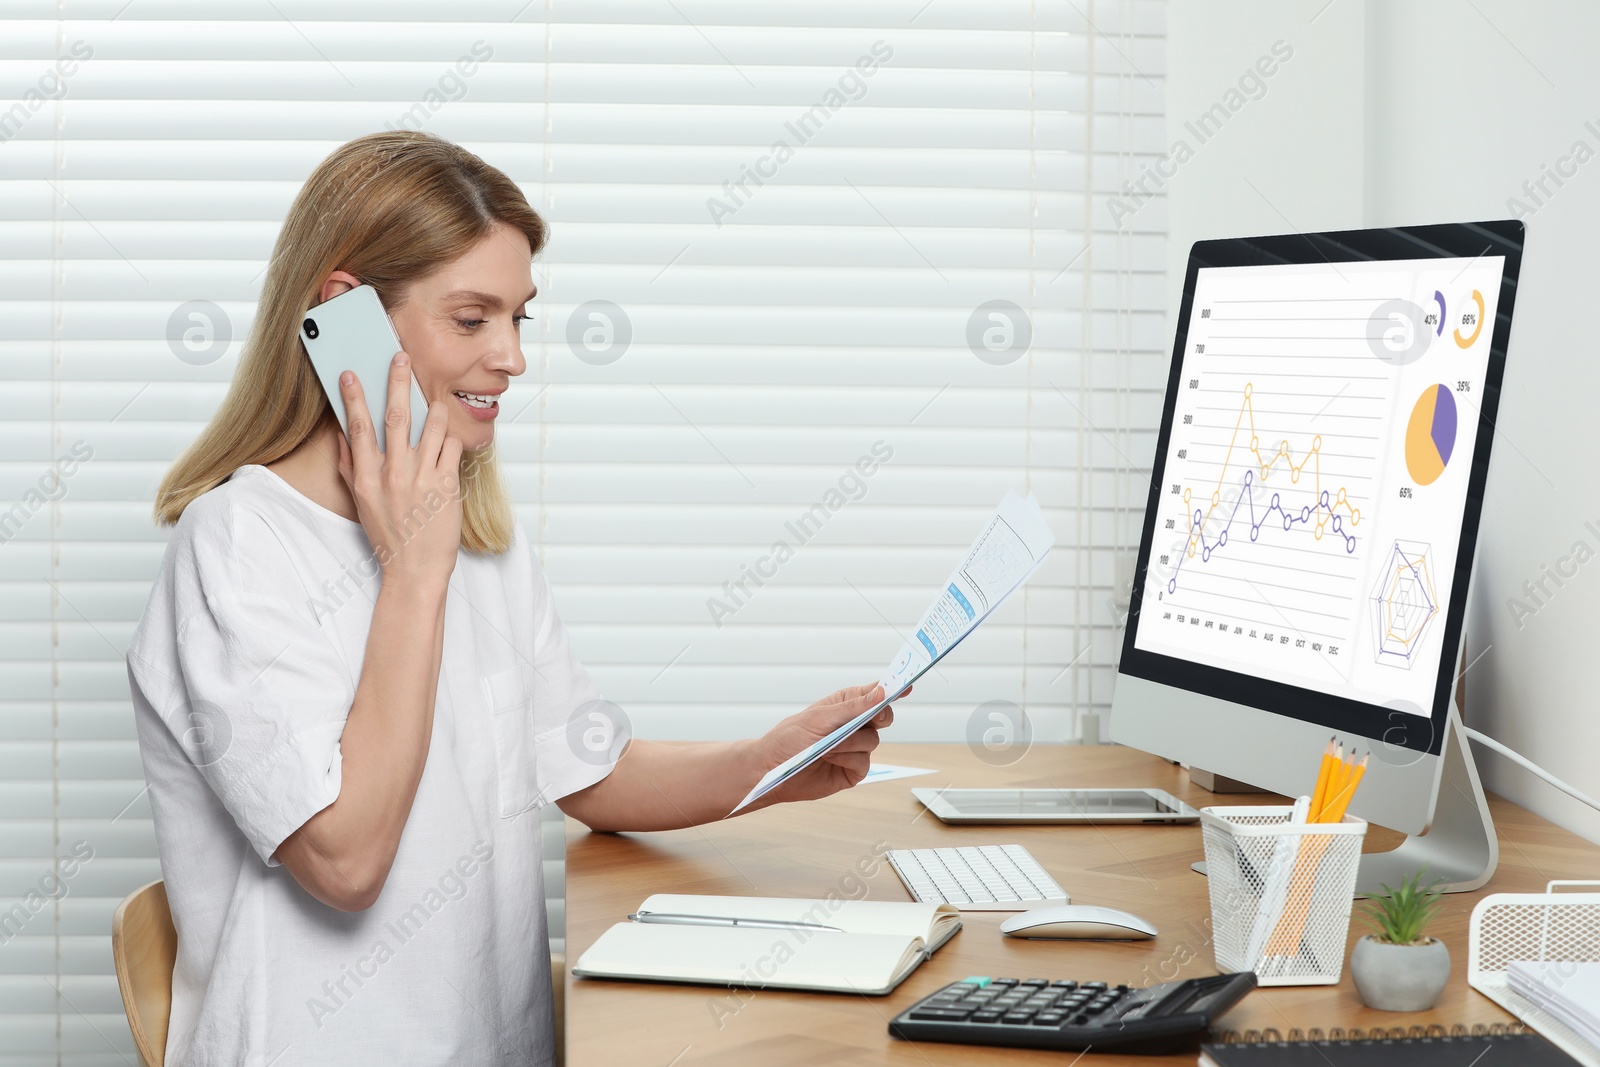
xmin=571 ymin=894 xmax=963 ymax=996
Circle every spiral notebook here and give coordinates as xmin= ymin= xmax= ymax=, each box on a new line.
xmin=1199 ymin=1023 xmax=1580 ymax=1066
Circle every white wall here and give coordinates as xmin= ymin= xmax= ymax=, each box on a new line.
xmin=1166 ymin=0 xmax=1600 ymax=844
xmin=1165 ymin=0 xmax=1368 ymax=320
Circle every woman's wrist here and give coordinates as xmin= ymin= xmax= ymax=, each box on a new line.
xmin=738 ymin=733 xmax=773 ymax=778
xmin=375 ymin=571 xmax=450 ymax=613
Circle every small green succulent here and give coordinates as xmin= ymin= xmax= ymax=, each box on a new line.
xmin=1361 ymin=869 xmax=1445 ymax=946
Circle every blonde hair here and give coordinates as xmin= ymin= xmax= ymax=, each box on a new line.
xmin=154 ymin=131 xmax=547 ymax=554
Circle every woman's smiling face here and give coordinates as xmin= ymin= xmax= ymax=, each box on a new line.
xmin=385 ymin=220 xmax=535 ymax=452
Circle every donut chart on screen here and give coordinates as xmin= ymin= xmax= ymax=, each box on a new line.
xmin=1405 ymin=384 xmax=1457 ymax=485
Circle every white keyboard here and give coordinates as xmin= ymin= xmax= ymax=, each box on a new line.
xmin=886 ymin=844 xmax=1071 ymax=912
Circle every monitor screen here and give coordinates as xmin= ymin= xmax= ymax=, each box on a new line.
xmin=1119 ymin=223 xmax=1521 ymax=757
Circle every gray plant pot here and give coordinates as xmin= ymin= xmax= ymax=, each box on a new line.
xmin=1350 ymin=935 xmax=1451 ymax=1011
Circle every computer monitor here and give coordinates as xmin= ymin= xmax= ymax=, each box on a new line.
xmin=1110 ymin=220 xmax=1525 ymax=893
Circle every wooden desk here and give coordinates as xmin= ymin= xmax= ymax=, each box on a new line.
xmin=566 ymin=743 xmax=1600 ymax=1065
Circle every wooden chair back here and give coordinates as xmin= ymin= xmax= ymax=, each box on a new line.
xmin=112 ymin=879 xmax=176 ymax=1067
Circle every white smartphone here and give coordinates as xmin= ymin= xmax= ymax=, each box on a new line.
xmin=299 ymin=284 xmax=429 ymax=453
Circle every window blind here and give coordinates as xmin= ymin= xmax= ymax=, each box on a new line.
xmin=0 ymin=2 xmax=1166 ymax=1061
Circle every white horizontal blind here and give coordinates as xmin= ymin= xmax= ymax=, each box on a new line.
xmin=0 ymin=2 xmax=1166 ymax=1063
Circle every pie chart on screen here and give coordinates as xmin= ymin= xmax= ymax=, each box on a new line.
xmin=1405 ymin=384 xmax=1457 ymax=485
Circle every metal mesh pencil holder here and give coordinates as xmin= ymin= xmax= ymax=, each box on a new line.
xmin=1199 ymin=805 xmax=1367 ymax=986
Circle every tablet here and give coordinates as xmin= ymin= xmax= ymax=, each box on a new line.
xmin=911 ymin=787 xmax=1200 ymax=825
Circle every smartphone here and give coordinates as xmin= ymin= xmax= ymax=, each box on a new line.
xmin=299 ymin=284 xmax=429 ymax=453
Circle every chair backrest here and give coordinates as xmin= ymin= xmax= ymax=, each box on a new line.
xmin=112 ymin=879 xmax=176 ymax=1067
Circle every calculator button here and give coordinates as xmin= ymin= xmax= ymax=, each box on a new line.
xmin=1050 ymin=980 xmax=1078 ymax=989
xmin=1001 ymin=1011 xmax=1035 ymax=1025
xmin=1034 ymin=1012 xmax=1067 ymax=1026
xmin=1083 ymin=982 xmax=1108 ymax=992
xmin=960 ymin=977 xmax=992 ymax=988
xmin=990 ymin=978 xmax=1019 ymax=987
xmin=971 ymin=1009 xmax=1003 ymax=1023
xmin=910 ymin=1006 xmax=977 ymax=1021
xmin=1019 ymin=978 xmax=1049 ymax=987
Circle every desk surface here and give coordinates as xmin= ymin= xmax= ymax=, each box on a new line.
xmin=565 ymin=742 xmax=1599 ymax=1065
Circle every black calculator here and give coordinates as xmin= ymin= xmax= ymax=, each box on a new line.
xmin=888 ymin=971 xmax=1257 ymax=1055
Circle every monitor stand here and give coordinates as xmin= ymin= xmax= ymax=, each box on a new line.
xmin=1190 ymin=707 xmax=1498 ymax=895
xmin=1353 ymin=706 xmax=1498 ymax=895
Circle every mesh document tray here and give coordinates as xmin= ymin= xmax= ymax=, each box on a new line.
xmin=1467 ymin=880 xmax=1600 ymax=1067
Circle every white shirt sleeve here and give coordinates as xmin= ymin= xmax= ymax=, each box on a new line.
xmin=132 ymin=501 xmax=353 ymax=866
xmin=520 ymin=528 xmax=630 ymax=806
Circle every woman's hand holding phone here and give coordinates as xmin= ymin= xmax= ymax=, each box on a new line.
xmin=334 ymin=351 xmax=464 ymax=586
xmin=273 ymin=351 xmax=461 ymax=910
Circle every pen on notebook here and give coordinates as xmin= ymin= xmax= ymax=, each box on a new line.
xmin=627 ymin=912 xmax=845 ymax=932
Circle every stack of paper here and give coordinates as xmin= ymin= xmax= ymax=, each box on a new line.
xmin=1509 ymin=960 xmax=1600 ymax=1050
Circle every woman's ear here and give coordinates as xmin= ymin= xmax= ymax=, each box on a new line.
xmin=318 ymin=270 xmax=363 ymax=305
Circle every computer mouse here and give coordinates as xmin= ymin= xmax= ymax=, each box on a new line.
xmin=999 ymin=905 xmax=1157 ymax=941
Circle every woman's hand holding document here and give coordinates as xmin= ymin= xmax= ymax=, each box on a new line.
xmin=730 ymin=491 xmax=1055 ymax=814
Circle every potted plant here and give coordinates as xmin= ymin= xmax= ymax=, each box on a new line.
xmin=1349 ymin=870 xmax=1450 ymax=1011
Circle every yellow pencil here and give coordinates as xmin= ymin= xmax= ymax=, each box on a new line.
xmin=1319 ymin=745 xmax=1347 ymax=822
xmin=1309 ymin=737 xmax=1336 ymax=820
xmin=1277 ymin=750 xmax=1367 ymax=962
xmin=1327 ymin=751 xmax=1355 ymax=822
xmin=1323 ymin=753 xmax=1368 ymax=823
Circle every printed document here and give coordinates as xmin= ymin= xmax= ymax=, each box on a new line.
xmin=731 ymin=492 xmax=1054 ymax=813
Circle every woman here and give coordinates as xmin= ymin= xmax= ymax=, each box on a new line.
xmin=126 ymin=131 xmax=899 ymax=1066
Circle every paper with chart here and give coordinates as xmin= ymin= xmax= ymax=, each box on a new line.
xmin=877 ymin=492 xmax=1057 ymax=697
xmin=731 ymin=492 xmax=1055 ymax=814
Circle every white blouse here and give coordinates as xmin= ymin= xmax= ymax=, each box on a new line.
xmin=126 ymin=464 xmax=625 ymax=1066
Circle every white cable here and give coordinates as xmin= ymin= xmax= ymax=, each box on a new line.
xmin=1463 ymin=726 xmax=1600 ymax=815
